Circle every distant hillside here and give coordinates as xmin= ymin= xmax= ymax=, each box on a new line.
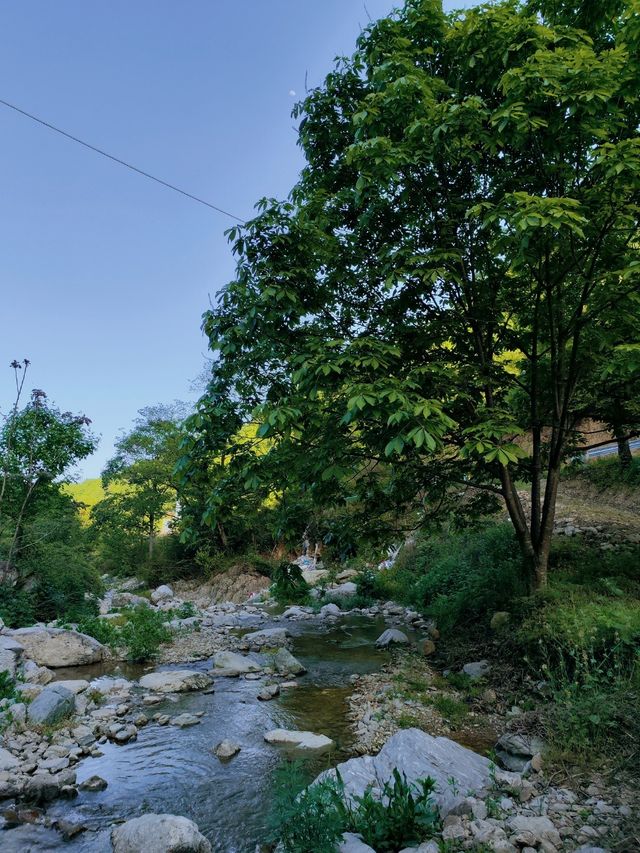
xmin=63 ymin=478 xmax=127 ymax=522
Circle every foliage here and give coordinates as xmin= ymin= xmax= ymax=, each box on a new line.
xmin=76 ymin=615 xmax=120 ymax=647
xmin=0 ymin=583 xmax=35 ymax=628
xmin=351 ymin=769 xmax=439 ymax=852
xmin=178 ymin=0 xmax=640 ymax=591
xmin=563 ymin=456 xmax=640 ymax=490
xmin=271 ymin=762 xmax=439 ymax=853
xmin=270 ymin=762 xmax=348 ymax=853
xmin=0 ymin=671 xmax=19 ymax=704
xmin=91 ymin=403 xmax=186 ymax=568
xmin=270 ymin=561 xmax=311 ymax=605
xmin=359 ymin=524 xmax=527 ymax=631
xmin=118 ymin=605 xmax=171 ymax=661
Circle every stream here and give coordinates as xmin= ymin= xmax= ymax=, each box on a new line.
xmin=2 ymin=615 xmax=402 ymax=853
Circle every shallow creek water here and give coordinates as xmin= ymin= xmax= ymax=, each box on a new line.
xmin=2 ymin=615 xmax=401 ymax=853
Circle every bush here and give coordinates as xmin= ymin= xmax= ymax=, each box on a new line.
xmin=0 ymin=583 xmax=35 ymax=628
xmin=271 ymin=561 xmax=311 ymax=605
xmin=270 ymin=762 xmax=439 ymax=853
xmin=562 ymin=455 xmax=640 ymax=490
xmin=76 ymin=615 xmax=120 ymax=647
xmin=118 ymin=606 xmax=171 ymax=661
xmin=357 ymin=524 xmax=527 ymax=631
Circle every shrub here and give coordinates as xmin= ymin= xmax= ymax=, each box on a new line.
xmin=0 ymin=583 xmax=35 ymax=628
xmin=271 ymin=561 xmax=311 ymax=605
xmin=76 ymin=615 xmax=120 ymax=647
xmin=562 ymin=456 xmax=640 ymax=490
xmin=270 ymin=761 xmax=439 ymax=853
xmin=119 ymin=606 xmax=171 ymax=661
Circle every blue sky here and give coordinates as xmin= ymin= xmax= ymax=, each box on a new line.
xmin=0 ymin=0 xmax=468 ymax=479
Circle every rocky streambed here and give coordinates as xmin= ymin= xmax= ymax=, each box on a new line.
xmin=0 ymin=611 xmax=403 ymax=851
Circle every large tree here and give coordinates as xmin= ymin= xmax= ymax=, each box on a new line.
xmin=181 ymin=0 xmax=640 ymax=589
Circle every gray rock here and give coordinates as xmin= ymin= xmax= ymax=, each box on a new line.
xmin=211 ymin=651 xmax=261 ymax=673
xmin=318 ymin=729 xmax=493 ymax=817
xmin=0 ymin=746 xmax=19 ymax=771
xmin=257 ymin=684 xmax=280 ymax=701
xmin=264 ymin=728 xmax=334 ymax=750
xmin=320 ymin=602 xmax=341 ymax=618
xmin=150 ymin=585 xmax=174 ymax=604
xmin=375 ymin=628 xmax=409 ymax=648
xmin=461 ymin=660 xmax=490 ymax=679
xmin=27 ymin=684 xmax=75 ymax=726
xmin=22 ymin=660 xmax=53 ymax=684
xmin=0 ymin=635 xmax=24 ymax=677
xmin=138 ymin=670 xmax=212 ymax=693
xmin=79 ymin=775 xmax=107 ymax=791
xmin=282 ymin=606 xmax=310 ymax=619
xmin=111 ymin=813 xmax=212 ymax=853
xmin=12 ymin=627 xmax=103 ymax=667
xmin=273 ymin=647 xmax=307 ymax=675
xmin=339 ymin=833 xmax=376 ymax=852
xmin=327 ymin=582 xmax=358 ymax=599
xmin=506 ymin=816 xmax=561 ymax=847
xmin=495 ymin=732 xmax=546 ymax=772
xmin=243 ymin=626 xmax=290 ymax=646
xmin=170 ymin=713 xmax=201 ymax=728
xmin=213 ymin=740 xmax=241 ymax=760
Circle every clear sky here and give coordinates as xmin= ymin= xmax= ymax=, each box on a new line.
xmin=0 ymin=0 xmax=468 ymax=479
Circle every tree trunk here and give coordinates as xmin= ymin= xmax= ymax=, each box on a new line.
xmin=148 ymin=513 xmax=155 ymax=563
xmin=614 ymin=428 xmax=633 ymax=469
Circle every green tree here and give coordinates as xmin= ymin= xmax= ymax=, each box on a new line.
xmin=180 ymin=0 xmax=640 ymax=590
xmin=0 ymin=361 xmax=96 ymax=571
xmin=94 ymin=404 xmax=185 ymax=563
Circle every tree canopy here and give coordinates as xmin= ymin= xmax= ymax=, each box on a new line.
xmin=179 ymin=0 xmax=640 ymax=588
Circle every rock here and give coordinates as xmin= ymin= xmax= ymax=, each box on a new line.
xmin=320 ymin=602 xmax=341 ymax=618
xmin=53 ymin=679 xmax=89 ymax=694
xmin=495 ymin=732 xmax=546 ymax=773
xmin=375 ymin=628 xmax=409 ymax=648
xmin=170 ymin=714 xmax=201 ymax=728
xmin=0 ymin=635 xmax=24 ymax=677
xmin=22 ymin=660 xmax=53 ymax=684
xmin=318 ymin=729 xmax=493 ymax=817
xmin=243 ymin=627 xmax=290 ymax=646
xmin=110 ymin=592 xmax=150 ymax=609
xmin=27 ymin=684 xmax=75 ymax=726
xmin=327 ymin=582 xmax=358 ymax=599
xmin=111 ymin=813 xmax=212 ymax=853
xmin=490 ymin=611 xmax=511 ymax=630
xmin=211 ymin=651 xmax=261 ymax=673
xmin=273 ymin=647 xmax=307 ymax=675
xmin=12 ymin=627 xmax=104 ymax=667
xmin=150 ymin=585 xmax=174 ymax=604
xmin=257 ymin=684 xmax=280 ymax=701
xmin=506 ymin=816 xmax=561 ymax=847
xmin=339 ymin=833 xmax=376 ymax=852
xmin=264 ymin=729 xmax=334 ymax=750
xmin=72 ymin=724 xmax=96 ymax=747
xmin=0 ymin=746 xmax=19 ymax=771
xmin=138 ymin=670 xmax=212 ymax=693
xmin=79 ymin=775 xmax=108 ymax=791
xmin=461 ymin=660 xmax=490 ymax=679
xmin=282 ymin=606 xmax=310 ymax=619
xmin=213 ymin=740 xmax=241 ymax=760
xmin=417 ymin=638 xmax=436 ymax=656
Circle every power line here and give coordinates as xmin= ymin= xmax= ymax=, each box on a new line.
xmin=0 ymin=97 xmax=244 ymax=222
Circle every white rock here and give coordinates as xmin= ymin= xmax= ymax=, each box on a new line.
xmin=138 ymin=670 xmax=212 ymax=693
xmin=0 ymin=635 xmax=24 ymax=677
xmin=506 ymin=816 xmax=561 ymax=847
xmin=213 ymin=740 xmax=241 ymax=760
xmin=327 ymin=582 xmax=358 ymax=598
xmin=211 ymin=651 xmax=261 ymax=673
xmin=264 ymin=728 xmax=334 ymax=750
xmin=11 ymin=627 xmax=103 ymax=667
xmin=320 ymin=602 xmax=341 ymax=618
xmin=0 ymin=747 xmax=19 ymax=771
xmin=375 ymin=628 xmax=409 ymax=647
xmin=339 ymin=833 xmax=376 ymax=852
xmin=150 ymin=585 xmax=174 ymax=604
xmin=318 ymin=729 xmax=493 ymax=817
xmin=243 ymin=627 xmax=290 ymax=645
xmin=53 ymin=679 xmax=89 ymax=694
xmin=111 ymin=813 xmax=211 ymax=853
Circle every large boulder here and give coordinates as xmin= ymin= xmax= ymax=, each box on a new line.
xmin=111 ymin=814 xmax=212 ymax=853
xmin=12 ymin=627 xmax=103 ymax=667
xmin=327 ymin=582 xmax=358 ymax=599
xmin=273 ymin=647 xmax=306 ymax=675
xmin=138 ymin=670 xmax=212 ymax=693
xmin=318 ymin=729 xmax=493 ymax=817
xmin=211 ymin=651 xmax=261 ymax=674
xmin=243 ymin=627 xmax=289 ymax=646
xmin=0 ymin=635 xmax=24 ymax=677
xmin=27 ymin=684 xmax=75 ymax=726
xmin=0 ymin=746 xmax=19 ymax=771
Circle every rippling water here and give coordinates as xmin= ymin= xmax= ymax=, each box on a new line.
xmin=2 ymin=615 xmax=394 ymax=853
